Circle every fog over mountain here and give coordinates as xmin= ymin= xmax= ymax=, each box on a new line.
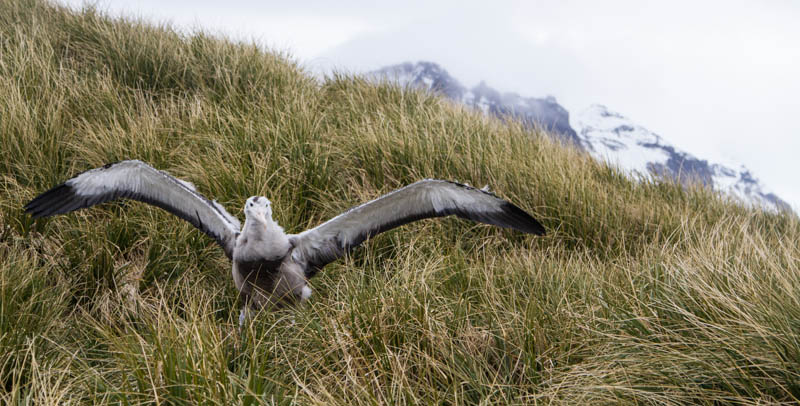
xmin=373 ymin=61 xmax=790 ymax=212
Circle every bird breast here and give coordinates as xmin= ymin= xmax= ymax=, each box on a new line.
xmin=233 ymin=230 xmax=290 ymax=266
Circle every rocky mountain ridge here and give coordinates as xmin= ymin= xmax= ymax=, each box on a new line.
xmin=575 ymin=104 xmax=789 ymax=211
xmin=371 ymin=62 xmax=580 ymax=145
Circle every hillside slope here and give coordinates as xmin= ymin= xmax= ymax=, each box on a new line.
xmin=1 ymin=1 xmax=799 ymax=404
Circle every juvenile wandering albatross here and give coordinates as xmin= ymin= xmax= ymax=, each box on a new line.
xmin=25 ymin=160 xmax=545 ymax=324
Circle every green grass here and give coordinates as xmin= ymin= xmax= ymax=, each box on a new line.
xmin=1 ymin=1 xmax=799 ymax=404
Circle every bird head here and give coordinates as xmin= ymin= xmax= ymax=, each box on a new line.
xmin=244 ymin=196 xmax=272 ymax=221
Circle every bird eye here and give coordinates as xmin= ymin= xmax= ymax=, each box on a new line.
xmin=249 ymin=203 xmax=253 ymax=207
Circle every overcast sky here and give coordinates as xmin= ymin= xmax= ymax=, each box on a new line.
xmin=59 ymin=1 xmax=800 ymax=210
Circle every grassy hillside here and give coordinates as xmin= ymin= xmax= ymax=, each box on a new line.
xmin=1 ymin=1 xmax=799 ymax=404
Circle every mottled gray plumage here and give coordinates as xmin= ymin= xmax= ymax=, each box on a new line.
xmin=26 ymin=160 xmax=545 ymax=323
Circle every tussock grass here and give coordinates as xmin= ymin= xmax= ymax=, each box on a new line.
xmin=1 ymin=1 xmax=799 ymax=404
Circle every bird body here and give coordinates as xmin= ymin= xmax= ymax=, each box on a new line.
xmin=25 ymin=160 xmax=545 ymax=322
xmin=232 ymin=202 xmax=308 ymax=309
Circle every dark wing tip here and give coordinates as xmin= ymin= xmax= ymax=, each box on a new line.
xmin=24 ymin=183 xmax=80 ymax=218
xmin=441 ymin=180 xmax=546 ymax=236
xmin=500 ymin=202 xmax=546 ymax=236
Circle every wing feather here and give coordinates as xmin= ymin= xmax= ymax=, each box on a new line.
xmin=290 ymin=179 xmax=545 ymax=276
xmin=25 ymin=160 xmax=241 ymax=258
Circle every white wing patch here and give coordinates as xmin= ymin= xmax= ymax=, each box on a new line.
xmin=211 ymin=199 xmax=241 ymax=230
xmin=176 ymin=178 xmax=197 ymax=191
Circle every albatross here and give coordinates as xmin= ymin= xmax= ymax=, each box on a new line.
xmin=25 ymin=160 xmax=545 ymax=323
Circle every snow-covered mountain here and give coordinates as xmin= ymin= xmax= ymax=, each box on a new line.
xmin=575 ymin=105 xmax=789 ymax=211
xmin=371 ymin=61 xmax=790 ymax=212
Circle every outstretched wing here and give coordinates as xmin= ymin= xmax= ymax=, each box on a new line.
xmin=25 ymin=160 xmax=241 ymax=258
xmin=290 ymin=179 xmax=545 ymax=276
